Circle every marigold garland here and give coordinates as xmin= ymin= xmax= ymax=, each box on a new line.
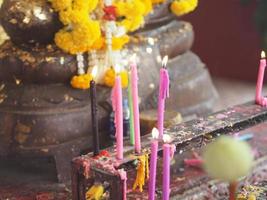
xmin=50 ymin=0 xmax=199 ymax=54
xmin=50 ymin=0 xmax=162 ymax=54
xmin=49 ymin=0 xmax=198 ymax=88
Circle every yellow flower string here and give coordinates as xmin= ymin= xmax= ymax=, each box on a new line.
xmin=170 ymin=0 xmax=198 ymax=17
xmin=133 ymin=154 xmax=149 ymax=192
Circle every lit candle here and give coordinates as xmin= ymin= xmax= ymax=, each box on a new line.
xmin=130 ymin=56 xmax=141 ymax=153
xmin=112 ymin=65 xmax=124 ymax=160
xmin=90 ymin=66 xmax=99 ymax=156
xmin=162 ymin=134 xmax=173 ymax=200
xmin=256 ymin=51 xmax=266 ymax=106
xmin=148 ymin=128 xmax=159 ymax=200
xmin=128 ymin=72 xmax=135 ymax=145
xmin=158 ymin=56 xmax=170 ymax=139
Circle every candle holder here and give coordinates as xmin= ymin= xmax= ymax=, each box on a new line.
xmin=71 ymin=101 xmax=267 ymax=199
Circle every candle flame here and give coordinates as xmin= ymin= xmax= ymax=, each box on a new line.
xmin=261 ymin=51 xmax=266 ymax=59
xmin=163 ymin=134 xmax=171 ymax=143
xmin=151 ymin=128 xmax=159 ymax=139
xmin=162 ymin=56 xmax=168 ymax=68
xmin=91 ymin=66 xmax=98 ymax=79
xmin=114 ymin=64 xmax=121 ymax=74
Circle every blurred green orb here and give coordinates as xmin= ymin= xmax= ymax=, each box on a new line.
xmin=203 ymin=136 xmax=254 ymax=182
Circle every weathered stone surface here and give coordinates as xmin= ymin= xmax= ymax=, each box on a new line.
xmin=0 ymin=21 xmax=194 ymax=85
xmin=0 ymin=0 xmax=9 ymax=45
xmin=0 ymin=41 xmax=77 ymax=84
xmin=143 ymin=0 xmax=174 ymax=31
xmin=0 ymin=0 xmax=62 ymax=47
xmin=140 ymin=109 xmax=182 ymax=135
xmin=141 ymin=51 xmax=218 ymax=116
xmin=0 ymin=84 xmax=111 ymax=155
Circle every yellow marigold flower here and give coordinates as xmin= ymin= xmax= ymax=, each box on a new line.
xmin=73 ymin=0 xmax=99 ymax=13
xmin=59 ymin=9 xmax=72 ymax=25
xmin=55 ymin=30 xmax=73 ymax=53
xmin=151 ymin=0 xmax=166 ymax=4
xmin=104 ymin=68 xmax=115 ymax=87
xmin=71 ymin=74 xmax=93 ymax=89
xmin=72 ymin=20 xmax=101 ymax=45
xmin=143 ymin=0 xmax=153 ymax=15
xmin=91 ymin=36 xmax=105 ymax=50
xmin=115 ymin=0 xmax=145 ymax=17
xmin=170 ymin=0 xmax=198 ymax=17
xmin=115 ymin=0 xmax=147 ymax=32
xmin=114 ymin=2 xmax=126 ymax=16
xmin=70 ymin=10 xmax=90 ymax=24
xmin=112 ymin=35 xmax=130 ymax=50
xmin=104 ymin=68 xmax=128 ymax=88
xmin=55 ymin=20 xmax=101 ymax=54
xmin=119 ymin=15 xmax=144 ymax=32
xmin=50 ymin=0 xmax=72 ymax=11
xmin=124 ymin=0 xmax=146 ymax=17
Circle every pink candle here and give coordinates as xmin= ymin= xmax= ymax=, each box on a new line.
xmin=130 ymin=60 xmax=141 ymax=153
xmin=162 ymin=134 xmax=171 ymax=200
xmin=148 ymin=128 xmax=159 ymax=200
xmin=112 ymin=70 xmax=123 ymax=160
xmin=256 ymin=51 xmax=266 ymax=106
xmin=157 ymin=56 xmax=170 ymax=139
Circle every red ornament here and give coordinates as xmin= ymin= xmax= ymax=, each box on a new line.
xmin=93 ymin=150 xmax=110 ymax=159
xmin=100 ymin=150 xmax=110 ymax=157
xmin=103 ymin=6 xmax=117 ymax=21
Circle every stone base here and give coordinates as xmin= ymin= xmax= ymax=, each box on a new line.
xmin=0 ymin=83 xmax=111 ymax=182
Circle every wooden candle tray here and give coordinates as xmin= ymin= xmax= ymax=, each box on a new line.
xmin=71 ymin=102 xmax=267 ymax=200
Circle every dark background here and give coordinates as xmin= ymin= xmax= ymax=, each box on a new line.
xmin=183 ymin=0 xmax=261 ymax=82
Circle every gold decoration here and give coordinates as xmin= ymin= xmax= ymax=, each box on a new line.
xmin=86 ymin=184 xmax=104 ymax=200
xmin=133 ymin=154 xmax=149 ymax=192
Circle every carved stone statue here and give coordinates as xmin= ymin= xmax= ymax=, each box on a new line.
xmin=0 ymin=0 xmax=217 ymax=182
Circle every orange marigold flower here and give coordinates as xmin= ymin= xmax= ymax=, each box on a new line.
xmin=71 ymin=74 xmax=93 ymax=89
xmin=104 ymin=68 xmax=128 ymax=88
